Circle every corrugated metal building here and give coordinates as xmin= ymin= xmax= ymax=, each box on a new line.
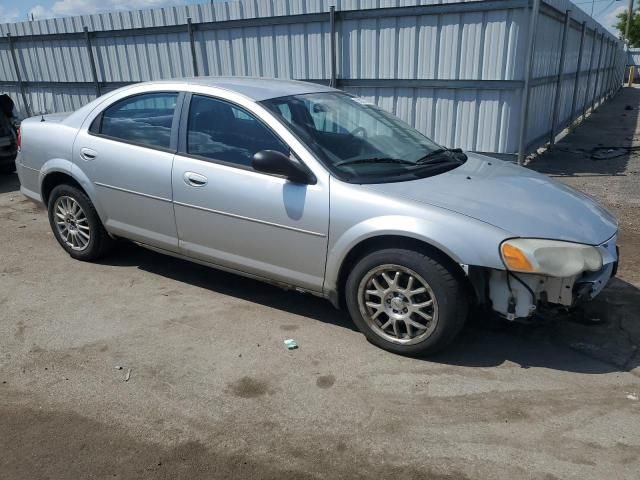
xmin=625 ymin=48 xmax=639 ymax=83
xmin=0 ymin=0 xmax=626 ymax=159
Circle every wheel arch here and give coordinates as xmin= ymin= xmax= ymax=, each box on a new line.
xmin=39 ymin=162 xmax=105 ymax=220
xmin=330 ymin=234 xmax=474 ymax=309
xmin=41 ymin=171 xmax=85 ymax=206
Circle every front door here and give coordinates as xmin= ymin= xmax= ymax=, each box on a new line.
xmin=73 ymin=91 xmax=181 ymax=251
xmin=171 ymin=94 xmax=329 ymax=292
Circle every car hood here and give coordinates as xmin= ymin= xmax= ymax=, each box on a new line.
xmin=363 ymin=153 xmax=617 ymax=245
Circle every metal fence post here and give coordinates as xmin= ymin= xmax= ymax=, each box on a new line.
xmin=607 ymin=41 xmax=619 ymax=97
xmin=6 ymin=33 xmax=30 ymax=117
xmin=569 ymin=21 xmax=586 ymax=128
xmin=606 ymin=41 xmax=616 ymax=98
xmin=84 ymin=26 xmax=101 ymax=97
xmin=517 ymin=0 xmax=541 ymax=165
xmin=187 ymin=18 xmax=199 ymax=77
xmin=590 ymin=32 xmax=605 ymax=111
xmin=616 ymin=44 xmax=624 ymax=92
xmin=582 ymin=29 xmax=598 ymax=121
xmin=329 ymin=6 xmax=337 ymax=88
xmin=599 ymin=40 xmax=610 ymax=102
xmin=550 ymin=9 xmax=570 ymax=146
xmin=602 ymin=40 xmax=611 ymax=98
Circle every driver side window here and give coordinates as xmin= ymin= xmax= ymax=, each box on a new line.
xmin=186 ymin=95 xmax=289 ymax=168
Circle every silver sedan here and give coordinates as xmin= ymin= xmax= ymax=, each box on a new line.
xmin=15 ymin=78 xmax=618 ymax=355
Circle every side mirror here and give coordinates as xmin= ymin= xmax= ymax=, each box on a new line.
xmin=252 ymin=150 xmax=315 ymax=185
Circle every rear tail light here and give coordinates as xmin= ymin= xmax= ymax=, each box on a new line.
xmin=16 ymin=127 xmax=21 ymax=151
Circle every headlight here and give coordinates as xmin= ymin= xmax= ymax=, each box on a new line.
xmin=500 ymin=239 xmax=603 ymax=277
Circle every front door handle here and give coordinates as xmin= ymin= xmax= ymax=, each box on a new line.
xmin=183 ymin=171 xmax=208 ymax=187
xmin=80 ymin=147 xmax=97 ymax=161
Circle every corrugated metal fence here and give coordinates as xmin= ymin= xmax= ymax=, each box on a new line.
xmin=0 ymin=0 xmax=626 ymax=159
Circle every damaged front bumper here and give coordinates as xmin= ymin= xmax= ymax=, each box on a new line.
xmin=486 ymin=234 xmax=618 ymax=321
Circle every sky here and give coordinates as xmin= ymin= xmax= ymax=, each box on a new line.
xmin=0 ymin=0 xmax=631 ymax=36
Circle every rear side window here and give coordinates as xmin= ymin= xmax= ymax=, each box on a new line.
xmin=186 ymin=94 xmax=288 ymax=168
xmin=94 ymin=92 xmax=178 ymax=149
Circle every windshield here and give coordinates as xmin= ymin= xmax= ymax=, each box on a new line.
xmin=261 ymin=92 xmax=465 ymax=183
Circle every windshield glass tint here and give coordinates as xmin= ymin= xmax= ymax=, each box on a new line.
xmin=262 ymin=92 xmax=462 ymax=183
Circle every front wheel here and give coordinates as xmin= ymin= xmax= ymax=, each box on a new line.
xmin=47 ymin=184 xmax=113 ymax=261
xmin=345 ymin=248 xmax=468 ymax=356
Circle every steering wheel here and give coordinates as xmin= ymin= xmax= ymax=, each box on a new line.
xmin=350 ymin=126 xmax=368 ymax=138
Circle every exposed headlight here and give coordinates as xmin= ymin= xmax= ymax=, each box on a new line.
xmin=500 ymin=239 xmax=603 ymax=277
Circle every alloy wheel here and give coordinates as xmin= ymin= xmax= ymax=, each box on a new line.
xmin=53 ymin=196 xmax=91 ymax=251
xmin=357 ymin=264 xmax=439 ymax=345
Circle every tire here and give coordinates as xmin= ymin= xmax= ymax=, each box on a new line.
xmin=345 ymin=248 xmax=468 ymax=356
xmin=47 ymin=184 xmax=114 ymax=261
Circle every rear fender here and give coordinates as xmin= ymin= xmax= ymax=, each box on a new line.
xmin=39 ymin=159 xmax=106 ymax=221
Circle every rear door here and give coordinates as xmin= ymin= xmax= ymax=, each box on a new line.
xmin=73 ymin=91 xmax=182 ymax=251
xmin=171 ymin=93 xmax=329 ymax=292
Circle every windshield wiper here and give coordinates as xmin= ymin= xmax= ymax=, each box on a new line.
xmin=415 ymin=148 xmax=454 ymax=164
xmin=335 ymin=157 xmax=415 ymax=167
xmin=415 ymin=148 xmax=467 ymax=165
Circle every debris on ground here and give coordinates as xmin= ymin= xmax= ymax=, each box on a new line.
xmin=124 ymin=368 xmax=132 ymax=382
xmin=284 ymin=339 xmax=298 ymax=350
xmin=553 ymin=146 xmax=585 ymax=155
xmin=115 ymin=366 xmax=123 ymax=370
xmin=625 ymin=105 xmax=634 ymax=110
xmin=591 ymin=148 xmax=627 ymax=160
xmin=626 ymin=393 xmax=638 ymax=401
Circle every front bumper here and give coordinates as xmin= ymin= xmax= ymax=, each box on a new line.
xmin=488 ymin=234 xmax=618 ymax=320
xmin=574 ymin=235 xmax=618 ymax=301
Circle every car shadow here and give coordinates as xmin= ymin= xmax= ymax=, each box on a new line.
xmin=98 ymin=241 xmax=357 ymax=333
xmin=101 ymin=242 xmax=639 ymax=376
xmin=434 ymin=276 xmax=640 ymax=375
xmin=0 ymin=172 xmax=20 ymax=194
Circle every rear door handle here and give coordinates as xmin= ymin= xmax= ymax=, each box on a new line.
xmin=183 ymin=171 xmax=208 ymax=187
xmin=80 ymin=148 xmax=97 ymax=161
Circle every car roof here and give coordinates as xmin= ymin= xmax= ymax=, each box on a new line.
xmin=142 ymin=77 xmax=338 ymax=101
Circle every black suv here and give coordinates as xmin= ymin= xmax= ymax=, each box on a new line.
xmin=0 ymin=94 xmax=18 ymax=174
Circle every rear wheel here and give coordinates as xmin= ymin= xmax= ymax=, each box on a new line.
xmin=47 ymin=184 xmax=113 ymax=261
xmin=345 ymin=248 xmax=468 ymax=356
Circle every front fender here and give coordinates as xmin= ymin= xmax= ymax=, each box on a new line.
xmin=323 ymin=213 xmax=510 ymax=294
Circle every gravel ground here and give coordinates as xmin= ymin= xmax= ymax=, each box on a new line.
xmin=1 ymin=89 xmax=639 ymax=479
